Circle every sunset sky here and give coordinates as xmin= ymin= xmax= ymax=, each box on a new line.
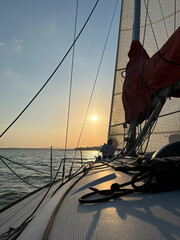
xmin=0 ymin=0 xmax=121 ymax=149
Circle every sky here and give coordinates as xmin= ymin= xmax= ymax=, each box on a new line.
xmin=0 ymin=0 xmax=121 ymax=149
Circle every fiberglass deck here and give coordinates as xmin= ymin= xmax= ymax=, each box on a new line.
xmin=2 ymin=163 xmax=180 ymax=240
xmin=46 ymin=164 xmax=180 ymax=240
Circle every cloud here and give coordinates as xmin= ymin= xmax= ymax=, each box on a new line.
xmin=14 ymin=39 xmax=23 ymax=50
xmin=0 ymin=41 xmax=4 ymax=47
xmin=16 ymin=45 xmax=22 ymax=50
xmin=6 ymin=70 xmax=25 ymax=82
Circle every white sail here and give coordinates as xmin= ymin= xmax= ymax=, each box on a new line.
xmin=109 ymin=0 xmax=180 ymax=152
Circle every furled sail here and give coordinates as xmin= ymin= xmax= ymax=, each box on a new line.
xmin=108 ymin=0 xmax=180 ymax=153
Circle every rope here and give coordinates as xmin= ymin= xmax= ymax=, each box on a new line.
xmin=143 ymin=0 xmax=159 ymax=51
xmin=158 ymin=0 xmax=169 ymax=38
xmin=63 ymin=0 xmax=79 ymax=183
xmin=0 ymin=0 xmax=100 ymax=139
xmin=79 ymin=158 xmax=180 ymax=204
xmin=137 ymin=107 xmax=180 ymax=154
xmin=136 ymin=93 xmax=155 ymax=155
xmin=159 ymin=110 xmax=180 ymax=118
xmin=136 ymin=117 xmax=158 ymax=155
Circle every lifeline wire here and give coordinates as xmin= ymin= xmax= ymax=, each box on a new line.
xmin=0 ymin=157 xmax=39 ymax=188
xmin=0 ymin=0 xmax=100 ymax=139
xmin=0 ymin=155 xmax=50 ymax=175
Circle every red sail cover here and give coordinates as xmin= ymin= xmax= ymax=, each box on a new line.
xmin=123 ymin=27 xmax=180 ymax=123
xmin=122 ymin=41 xmax=151 ymax=124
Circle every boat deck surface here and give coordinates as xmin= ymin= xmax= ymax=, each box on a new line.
xmin=0 ymin=179 xmax=63 ymax=238
xmin=47 ymin=164 xmax=180 ymax=240
xmin=1 ymin=162 xmax=180 ymax=240
xmin=20 ymin=162 xmax=180 ymax=240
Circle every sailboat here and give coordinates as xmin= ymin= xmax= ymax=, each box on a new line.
xmin=0 ymin=0 xmax=180 ymax=239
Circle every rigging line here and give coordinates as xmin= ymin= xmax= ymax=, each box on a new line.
xmin=137 ymin=109 xmax=159 ymax=155
xmin=137 ymin=98 xmax=180 ymax=152
xmin=73 ymin=0 xmax=119 ymax=159
xmin=158 ymin=0 xmax=169 ymax=38
xmin=143 ymin=0 xmax=159 ymax=51
xmin=0 ymin=155 xmax=50 ymax=175
xmin=136 ymin=122 xmax=152 ymax=154
xmin=142 ymin=0 xmax=149 ymax=48
xmin=64 ymin=0 xmax=79 ymax=159
xmin=174 ymin=0 xmax=176 ymax=31
xmin=159 ymin=110 xmax=180 ymax=118
xmin=142 ymin=86 xmax=154 ymax=145
xmin=116 ymin=67 xmax=126 ymax=71
xmin=138 ymin=118 xmax=158 ymax=154
xmin=0 ymin=157 xmax=39 ymax=188
xmin=120 ymin=9 xmax=180 ymax=33
xmin=0 ymin=0 xmax=100 ymax=139
xmin=110 ymin=122 xmax=124 ymax=127
xmin=63 ymin=0 xmax=79 ymax=183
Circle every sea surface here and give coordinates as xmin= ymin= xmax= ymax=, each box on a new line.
xmin=0 ymin=148 xmax=98 ymax=210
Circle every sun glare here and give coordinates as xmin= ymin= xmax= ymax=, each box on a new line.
xmin=91 ymin=115 xmax=98 ymax=121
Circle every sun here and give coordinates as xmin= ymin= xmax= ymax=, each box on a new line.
xmin=91 ymin=115 xmax=98 ymax=121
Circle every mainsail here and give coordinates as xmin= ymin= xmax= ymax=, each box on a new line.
xmin=109 ymin=0 xmax=180 ymax=153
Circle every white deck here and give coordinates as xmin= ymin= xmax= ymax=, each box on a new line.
xmin=1 ymin=163 xmax=180 ymax=240
xmin=45 ymin=164 xmax=180 ymax=240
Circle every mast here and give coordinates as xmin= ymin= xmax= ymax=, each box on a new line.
xmin=133 ymin=0 xmax=141 ymax=40
xmin=127 ymin=0 xmax=141 ymax=155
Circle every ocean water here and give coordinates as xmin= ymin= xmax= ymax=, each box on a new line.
xmin=0 ymin=148 xmax=98 ymax=210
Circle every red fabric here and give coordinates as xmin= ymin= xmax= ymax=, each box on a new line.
xmin=143 ymin=26 xmax=180 ymax=91
xmin=122 ymin=27 xmax=180 ymax=123
xmin=122 ymin=41 xmax=150 ymax=123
